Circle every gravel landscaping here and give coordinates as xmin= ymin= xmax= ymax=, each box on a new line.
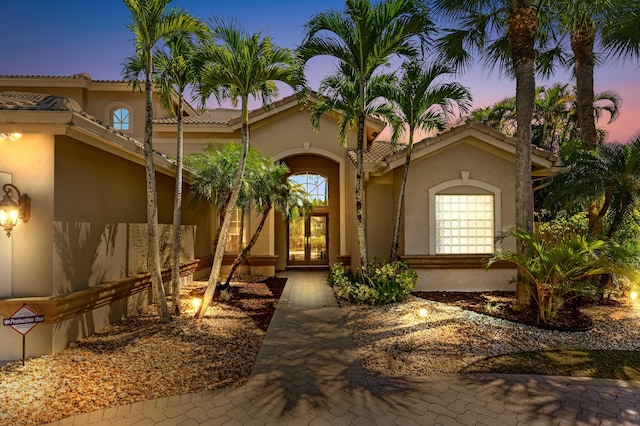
xmin=341 ymin=295 xmax=640 ymax=377
xmin=1 ymin=276 xmax=639 ymax=425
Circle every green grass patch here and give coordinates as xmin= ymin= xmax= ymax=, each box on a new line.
xmin=463 ymin=350 xmax=640 ymax=380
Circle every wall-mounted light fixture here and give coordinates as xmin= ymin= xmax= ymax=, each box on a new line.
xmin=0 ymin=133 xmax=23 ymax=141
xmin=0 ymin=183 xmax=31 ymax=237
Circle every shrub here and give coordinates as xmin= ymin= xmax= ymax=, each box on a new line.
xmin=486 ymin=227 xmax=639 ymax=324
xmin=328 ymin=259 xmax=418 ymax=305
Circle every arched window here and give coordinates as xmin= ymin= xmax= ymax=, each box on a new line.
xmin=112 ymin=107 xmax=130 ymax=131
xmin=288 ymin=172 xmax=328 ymax=206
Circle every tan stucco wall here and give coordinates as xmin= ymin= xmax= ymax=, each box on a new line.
xmin=0 ymin=133 xmax=55 ymax=359
xmin=403 ymin=140 xmax=517 ymax=255
xmin=366 ymin=174 xmax=395 ymax=260
xmin=413 ymin=269 xmax=516 ymax=292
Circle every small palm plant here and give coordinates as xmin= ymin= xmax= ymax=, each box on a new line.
xmin=485 ymin=227 xmax=637 ymax=324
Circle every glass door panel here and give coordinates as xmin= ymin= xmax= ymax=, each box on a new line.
xmin=288 ymin=217 xmax=305 ymax=262
xmin=287 ymin=214 xmax=328 ymax=265
xmin=309 ymin=216 xmax=327 ymax=262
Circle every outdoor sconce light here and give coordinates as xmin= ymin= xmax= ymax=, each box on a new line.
xmin=0 ymin=183 xmax=31 ymax=237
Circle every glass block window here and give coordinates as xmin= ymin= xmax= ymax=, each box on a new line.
xmin=435 ymin=194 xmax=494 ymax=254
xmin=225 ymin=208 xmax=245 ymax=253
xmin=112 ymin=107 xmax=130 ymax=131
xmin=288 ymin=172 xmax=328 ymax=206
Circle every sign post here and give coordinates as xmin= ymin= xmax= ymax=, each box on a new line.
xmin=2 ymin=304 xmax=45 ymax=366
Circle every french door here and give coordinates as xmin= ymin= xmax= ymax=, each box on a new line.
xmin=288 ymin=214 xmax=328 ymax=265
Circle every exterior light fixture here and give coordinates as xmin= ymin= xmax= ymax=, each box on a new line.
xmin=191 ymin=298 xmax=202 ymax=310
xmin=419 ymin=308 xmax=428 ymax=319
xmin=0 ymin=183 xmax=31 ymax=237
xmin=0 ymin=133 xmax=22 ymax=141
xmin=631 ymin=291 xmax=638 ymax=301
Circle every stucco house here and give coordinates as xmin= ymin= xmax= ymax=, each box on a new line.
xmin=0 ymin=74 xmax=557 ymax=361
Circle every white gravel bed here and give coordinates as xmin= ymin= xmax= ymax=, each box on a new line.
xmin=341 ymin=296 xmax=640 ymax=377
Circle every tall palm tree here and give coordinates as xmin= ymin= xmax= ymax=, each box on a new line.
xmin=193 ymin=20 xmax=303 ymax=318
xmin=380 ymin=60 xmax=472 ymax=261
xmin=549 ymin=0 xmax=620 ymax=150
xmin=299 ymin=0 xmax=433 ymax=271
xmin=153 ymin=34 xmax=205 ymax=315
xmin=311 ymin=62 xmax=396 ymax=147
xmin=434 ymin=0 xmax=550 ymax=308
xmin=122 ymin=0 xmax=208 ymax=322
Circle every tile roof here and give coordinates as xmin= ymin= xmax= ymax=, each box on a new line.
xmin=154 ymin=108 xmax=240 ymax=125
xmin=349 ymin=120 xmax=559 ymax=170
xmin=347 ymin=141 xmax=407 ymax=165
xmin=0 ymin=73 xmax=127 ymax=84
xmin=0 ymin=91 xmax=84 ymax=113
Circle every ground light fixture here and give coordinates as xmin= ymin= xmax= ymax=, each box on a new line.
xmin=419 ymin=308 xmax=428 ymax=319
xmin=0 ymin=183 xmax=31 ymax=237
xmin=191 ymin=298 xmax=202 ymax=311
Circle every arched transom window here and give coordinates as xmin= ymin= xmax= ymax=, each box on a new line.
xmin=288 ymin=172 xmax=328 ymax=206
xmin=112 ymin=107 xmax=130 ymax=131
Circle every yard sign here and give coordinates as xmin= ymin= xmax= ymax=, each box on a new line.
xmin=2 ymin=304 xmax=45 ymax=365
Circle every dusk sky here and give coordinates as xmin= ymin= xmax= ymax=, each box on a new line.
xmin=1 ymin=0 xmax=638 ymax=142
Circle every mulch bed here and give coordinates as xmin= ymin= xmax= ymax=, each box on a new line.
xmin=412 ymin=291 xmax=619 ymax=331
xmin=189 ymin=276 xmax=287 ymax=331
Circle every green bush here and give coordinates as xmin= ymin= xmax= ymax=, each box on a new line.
xmin=328 ymin=259 xmax=418 ymax=305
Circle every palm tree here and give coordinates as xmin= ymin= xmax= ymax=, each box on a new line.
xmin=434 ymin=0 xmax=548 ymax=308
xmin=544 ymin=135 xmax=640 ymax=240
xmin=549 ymin=0 xmax=620 ymax=150
xmin=486 ymin=227 xmax=634 ymax=324
xmin=380 ymin=60 xmax=472 ymax=261
xmin=222 ymin=162 xmax=312 ymax=287
xmin=470 ymin=84 xmax=621 ymax=153
xmin=122 ymin=0 xmax=208 ymax=322
xmin=299 ymin=0 xmax=433 ymax=271
xmin=602 ymin=1 xmax=640 ymax=61
xmin=153 ymin=34 xmax=204 ymax=315
xmin=311 ymin=63 xmax=395 ymax=148
xmin=193 ymin=20 xmax=303 ymax=318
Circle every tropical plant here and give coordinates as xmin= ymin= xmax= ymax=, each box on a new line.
xmin=379 ymin=59 xmax=472 ymax=261
xmin=485 ymin=227 xmax=636 ymax=324
xmin=192 ymin=21 xmax=303 ymax=318
xmin=470 ymin=84 xmax=621 ymax=153
xmin=543 ymin=135 xmax=640 ymax=240
xmin=548 ymin=0 xmax=629 ymax=150
xmin=149 ymin=33 xmax=206 ymax=315
xmin=121 ymin=0 xmax=208 ymax=322
xmin=221 ymin=161 xmax=313 ymax=287
xmin=434 ymin=0 xmax=563 ymax=309
xmin=328 ymin=258 xmax=418 ymax=305
xmin=299 ymin=0 xmax=434 ymax=272
xmin=311 ymin=62 xmax=395 ymax=147
xmin=602 ymin=1 xmax=640 ymax=61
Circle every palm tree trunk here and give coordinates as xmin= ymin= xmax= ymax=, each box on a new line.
xmin=195 ymin=97 xmax=250 ymax=318
xmin=171 ymin=93 xmax=185 ymax=315
xmin=571 ymin=22 xmax=597 ymax=150
xmin=389 ymin=132 xmax=413 ymax=262
xmin=143 ymin=74 xmax=171 ymax=323
xmin=224 ymin=207 xmax=272 ymax=287
xmin=508 ymin=6 xmax=537 ymax=310
xmin=356 ymin=110 xmax=368 ymax=272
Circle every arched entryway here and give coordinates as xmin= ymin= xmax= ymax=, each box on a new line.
xmin=275 ymin=154 xmax=340 ymax=270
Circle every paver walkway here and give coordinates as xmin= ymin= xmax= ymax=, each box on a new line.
xmin=49 ymin=271 xmax=640 ymax=425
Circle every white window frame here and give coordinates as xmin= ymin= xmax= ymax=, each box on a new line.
xmin=105 ymin=102 xmax=134 ymax=133
xmin=428 ymin=171 xmax=501 ymax=254
xmin=225 ymin=208 xmax=246 ymax=253
xmin=288 ymin=172 xmax=328 ymax=206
